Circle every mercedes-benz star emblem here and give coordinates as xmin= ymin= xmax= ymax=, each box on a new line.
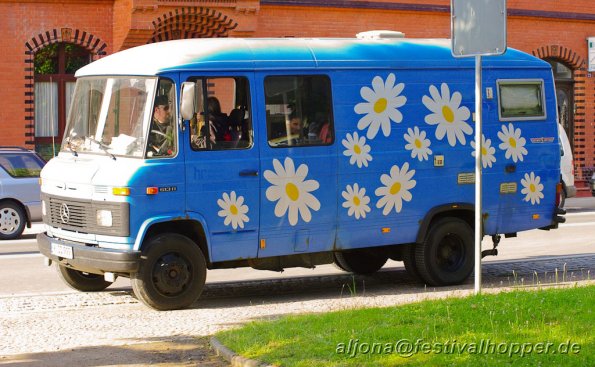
xmin=59 ymin=203 xmax=70 ymax=224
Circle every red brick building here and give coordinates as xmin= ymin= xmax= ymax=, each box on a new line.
xmin=1 ymin=0 xmax=594 ymax=188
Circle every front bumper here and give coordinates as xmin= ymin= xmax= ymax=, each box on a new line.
xmin=37 ymin=233 xmax=140 ymax=274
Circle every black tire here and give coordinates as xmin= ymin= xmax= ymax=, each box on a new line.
xmin=131 ymin=233 xmax=206 ymax=311
xmin=56 ymin=265 xmax=112 ymax=292
xmin=333 ymin=250 xmax=387 ymax=275
xmin=401 ymin=244 xmax=423 ymax=282
xmin=332 ymin=252 xmax=350 ymax=272
xmin=0 ymin=202 xmax=26 ymax=240
xmin=415 ymin=217 xmax=474 ymax=286
xmin=558 ymin=183 xmax=567 ymax=209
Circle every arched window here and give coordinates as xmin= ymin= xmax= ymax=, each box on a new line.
xmin=34 ymin=43 xmax=91 ymax=153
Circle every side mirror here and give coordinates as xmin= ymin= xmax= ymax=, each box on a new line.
xmin=180 ymin=82 xmax=196 ymax=121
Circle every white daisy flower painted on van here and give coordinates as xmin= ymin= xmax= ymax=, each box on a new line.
xmin=217 ymin=191 xmax=249 ymax=230
xmin=471 ymin=135 xmax=497 ymax=168
xmin=520 ymin=172 xmax=544 ymax=205
xmin=342 ymin=132 xmax=373 ymax=168
xmin=422 ymin=83 xmax=472 ymax=146
xmin=354 ymin=73 xmax=407 ymax=139
xmin=264 ymin=157 xmax=321 ymax=226
xmin=342 ymin=183 xmax=371 ymax=219
xmin=375 ymin=163 xmax=416 ymax=215
xmin=498 ymin=123 xmax=528 ymax=162
xmin=404 ymin=126 xmax=432 ymax=161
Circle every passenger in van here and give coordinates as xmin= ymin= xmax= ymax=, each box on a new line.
xmin=192 ymin=97 xmax=230 ymax=149
xmin=148 ymin=95 xmax=174 ymax=156
xmin=206 ymin=97 xmax=230 ymax=142
xmin=288 ymin=115 xmax=303 ymax=136
xmin=318 ymin=121 xmax=332 ymax=143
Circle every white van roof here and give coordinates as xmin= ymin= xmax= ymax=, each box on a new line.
xmin=76 ymin=37 xmax=547 ymax=77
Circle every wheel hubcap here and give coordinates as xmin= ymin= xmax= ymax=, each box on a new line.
xmin=152 ymin=253 xmax=192 ymax=296
xmin=436 ymin=234 xmax=464 ymax=271
xmin=0 ymin=208 xmax=20 ymax=235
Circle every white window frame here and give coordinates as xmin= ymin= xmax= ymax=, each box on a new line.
xmin=496 ymin=79 xmax=547 ymax=121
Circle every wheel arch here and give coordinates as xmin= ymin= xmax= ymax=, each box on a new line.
xmin=416 ymin=203 xmax=474 ymax=244
xmin=134 ymin=216 xmax=210 ymax=265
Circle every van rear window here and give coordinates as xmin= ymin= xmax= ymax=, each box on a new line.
xmin=497 ymin=80 xmax=546 ymax=121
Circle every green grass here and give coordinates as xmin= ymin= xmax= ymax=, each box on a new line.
xmin=215 ymin=285 xmax=594 ymax=366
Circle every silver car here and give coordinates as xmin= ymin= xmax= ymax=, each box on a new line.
xmin=0 ymin=147 xmax=45 ymax=239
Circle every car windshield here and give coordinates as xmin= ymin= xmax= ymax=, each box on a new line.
xmin=61 ymin=77 xmax=167 ymax=158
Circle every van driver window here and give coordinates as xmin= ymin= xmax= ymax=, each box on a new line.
xmin=265 ymin=75 xmax=334 ymax=147
xmin=188 ymin=77 xmax=252 ymax=151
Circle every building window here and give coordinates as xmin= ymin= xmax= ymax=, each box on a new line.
xmin=34 ymin=43 xmax=91 ymax=151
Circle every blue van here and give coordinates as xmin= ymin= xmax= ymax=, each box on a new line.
xmin=37 ymin=33 xmax=564 ymax=310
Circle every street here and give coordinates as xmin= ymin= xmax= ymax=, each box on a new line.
xmin=0 ymin=197 xmax=593 ymax=365
xmin=1 ymin=198 xmax=594 ymax=297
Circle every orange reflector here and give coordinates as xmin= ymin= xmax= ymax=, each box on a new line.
xmin=112 ymin=187 xmax=130 ymax=196
xmin=146 ymin=187 xmax=158 ymax=195
xmin=381 ymin=227 xmax=391 ymax=234
xmin=260 ymin=239 xmax=266 ymax=249
xmin=532 ymin=214 xmax=540 ymax=220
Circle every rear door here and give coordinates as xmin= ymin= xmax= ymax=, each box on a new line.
xmin=256 ymin=73 xmax=338 ymax=258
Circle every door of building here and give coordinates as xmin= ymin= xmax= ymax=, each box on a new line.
xmin=546 ymin=59 xmax=574 ymax=153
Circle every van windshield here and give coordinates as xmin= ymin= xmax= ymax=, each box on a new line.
xmin=61 ymin=77 xmax=159 ymax=158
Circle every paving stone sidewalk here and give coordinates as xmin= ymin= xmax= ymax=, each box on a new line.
xmin=1 ymin=255 xmax=592 ymax=366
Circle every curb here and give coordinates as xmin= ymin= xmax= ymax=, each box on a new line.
xmin=210 ymin=336 xmax=277 ymax=367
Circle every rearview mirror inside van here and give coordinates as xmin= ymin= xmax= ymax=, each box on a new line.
xmin=180 ymin=82 xmax=196 ymax=120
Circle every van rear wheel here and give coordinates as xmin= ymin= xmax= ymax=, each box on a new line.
xmin=333 ymin=250 xmax=387 ymax=275
xmin=56 ymin=265 xmax=112 ymax=292
xmin=402 ymin=244 xmax=422 ymax=282
xmin=132 ymin=233 xmax=206 ymax=311
xmin=415 ymin=218 xmax=474 ymax=286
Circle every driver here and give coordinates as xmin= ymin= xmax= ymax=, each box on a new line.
xmin=148 ymin=95 xmax=174 ymax=156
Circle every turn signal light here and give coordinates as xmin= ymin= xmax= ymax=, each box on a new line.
xmin=146 ymin=187 xmax=158 ymax=195
xmin=112 ymin=187 xmax=130 ymax=196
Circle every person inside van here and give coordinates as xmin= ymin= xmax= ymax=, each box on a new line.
xmin=288 ymin=115 xmax=302 ymax=135
xmin=148 ymin=94 xmax=174 ymax=156
xmin=207 ymin=96 xmax=230 ymax=142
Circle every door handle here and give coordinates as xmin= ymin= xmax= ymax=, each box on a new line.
xmin=239 ymin=169 xmax=258 ymax=177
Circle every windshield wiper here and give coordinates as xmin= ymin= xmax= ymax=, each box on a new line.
xmin=86 ymin=136 xmax=116 ymax=160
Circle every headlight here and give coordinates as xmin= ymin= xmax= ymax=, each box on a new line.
xmin=96 ymin=209 xmax=113 ymax=227
xmin=41 ymin=200 xmax=46 ymax=216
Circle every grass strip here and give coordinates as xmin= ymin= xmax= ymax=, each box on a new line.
xmin=216 ymin=285 xmax=594 ymax=366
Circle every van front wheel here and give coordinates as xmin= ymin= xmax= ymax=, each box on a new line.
xmin=56 ymin=265 xmax=112 ymax=292
xmin=415 ymin=218 xmax=474 ymax=286
xmin=132 ymin=233 xmax=206 ymax=311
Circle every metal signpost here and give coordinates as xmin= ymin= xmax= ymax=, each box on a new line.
xmin=451 ymin=0 xmax=507 ymax=294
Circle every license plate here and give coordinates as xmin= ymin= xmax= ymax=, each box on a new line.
xmin=51 ymin=243 xmax=74 ymax=259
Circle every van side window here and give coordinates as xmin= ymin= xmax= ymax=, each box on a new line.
xmin=188 ymin=77 xmax=252 ymax=150
xmin=265 ymin=75 xmax=334 ymax=147
xmin=497 ymin=79 xmax=546 ymax=121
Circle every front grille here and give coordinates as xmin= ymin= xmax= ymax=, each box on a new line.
xmin=42 ymin=194 xmax=129 ymax=237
